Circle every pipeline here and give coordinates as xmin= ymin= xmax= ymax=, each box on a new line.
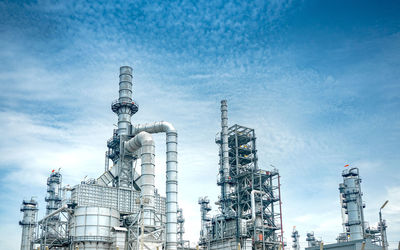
xmin=132 ymin=121 xmax=178 ymax=250
xmin=38 ymin=204 xmax=68 ymax=224
xmin=124 ymin=131 xmax=155 ymax=226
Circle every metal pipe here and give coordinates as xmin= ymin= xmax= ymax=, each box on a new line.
xmin=38 ymin=204 xmax=67 ymax=224
xmin=124 ymin=131 xmax=155 ymax=226
xmin=278 ymin=174 xmax=285 ymax=250
xmin=379 ymin=201 xmax=389 ymax=250
xmin=132 ymin=121 xmax=178 ymax=250
xmin=117 ymin=66 xmax=133 ymax=135
xmin=220 ymin=100 xmax=230 ymax=204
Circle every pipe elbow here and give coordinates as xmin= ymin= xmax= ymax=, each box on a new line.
xmin=160 ymin=121 xmax=177 ymax=134
xmin=133 ymin=121 xmax=177 ymax=135
xmin=124 ymin=131 xmax=154 ymax=153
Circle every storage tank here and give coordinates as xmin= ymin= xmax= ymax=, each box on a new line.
xmin=70 ymin=206 xmax=120 ymax=250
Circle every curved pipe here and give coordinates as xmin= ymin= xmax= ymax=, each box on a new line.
xmin=132 ymin=121 xmax=178 ymax=250
xmin=125 ymin=131 xmax=155 ymax=227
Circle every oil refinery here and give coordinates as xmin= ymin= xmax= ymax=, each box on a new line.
xmin=19 ymin=67 xmax=393 ymax=250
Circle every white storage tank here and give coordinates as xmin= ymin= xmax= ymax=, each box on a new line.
xmin=70 ymin=206 xmax=120 ymax=250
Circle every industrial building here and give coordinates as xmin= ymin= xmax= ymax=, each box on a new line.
xmin=302 ymin=167 xmax=389 ymax=250
xmin=197 ymin=100 xmax=284 ymax=250
xmin=19 ymin=66 xmax=191 ymax=250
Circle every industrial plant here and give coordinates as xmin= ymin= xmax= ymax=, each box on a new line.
xmin=19 ymin=66 xmax=186 ymax=250
xmin=19 ymin=67 xmax=393 ymax=250
xmin=295 ymin=167 xmax=390 ymax=250
xmin=197 ymin=100 xmax=284 ymax=250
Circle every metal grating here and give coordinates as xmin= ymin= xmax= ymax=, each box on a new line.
xmin=71 ymin=184 xmax=166 ymax=216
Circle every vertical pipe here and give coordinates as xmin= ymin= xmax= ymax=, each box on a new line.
xmin=132 ymin=122 xmax=178 ymax=250
xmin=125 ymin=132 xmax=155 ymax=226
xmin=117 ymin=66 xmax=133 ymax=135
xmin=166 ymin=130 xmax=178 ymax=250
xmin=220 ymin=100 xmax=230 ymax=209
xmin=278 ymin=174 xmax=284 ymax=250
xmin=361 ymin=241 xmax=366 ymax=250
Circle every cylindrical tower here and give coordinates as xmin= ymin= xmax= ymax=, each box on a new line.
xmin=44 ymin=170 xmax=62 ymax=238
xmin=19 ymin=198 xmax=38 ymax=250
xmin=220 ymin=100 xmax=230 ymax=212
xmin=111 ymin=66 xmax=138 ymax=136
xmin=177 ymin=208 xmax=185 ymax=248
xmin=339 ymin=167 xmax=365 ymax=241
xmin=70 ymin=206 xmax=120 ymax=250
xmin=291 ymin=227 xmax=300 ymax=250
xmin=198 ymin=197 xmax=212 ymax=244
xmin=306 ymin=232 xmax=318 ymax=247
xmin=46 ymin=170 xmax=62 ymax=216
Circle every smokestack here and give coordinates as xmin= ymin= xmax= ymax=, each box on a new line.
xmin=112 ymin=66 xmax=138 ymax=135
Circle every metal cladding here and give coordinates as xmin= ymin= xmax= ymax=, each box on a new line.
xmin=70 ymin=206 xmax=120 ymax=248
xmin=339 ymin=167 xmax=364 ymax=240
xmin=19 ymin=198 xmax=38 ymax=250
xmin=124 ymin=131 xmax=156 ymax=226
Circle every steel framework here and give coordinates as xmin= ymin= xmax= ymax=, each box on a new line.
xmin=199 ymin=100 xmax=283 ymax=250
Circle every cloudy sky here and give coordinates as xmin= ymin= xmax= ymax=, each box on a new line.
xmin=0 ymin=0 xmax=399 ymax=249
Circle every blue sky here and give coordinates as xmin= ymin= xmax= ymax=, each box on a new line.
xmin=0 ymin=0 xmax=399 ymax=249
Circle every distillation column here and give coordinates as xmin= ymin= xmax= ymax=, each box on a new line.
xmin=198 ymin=197 xmax=212 ymax=244
xmin=45 ymin=170 xmax=62 ymax=237
xmin=291 ymin=227 xmax=300 ymax=250
xmin=306 ymin=232 xmax=320 ymax=247
xmin=220 ymin=100 xmax=231 ymax=214
xmin=177 ymin=208 xmax=186 ymax=248
xmin=19 ymin=198 xmax=38 ymax=250
xmin=339 ymin=167 xmax=365 ymax=240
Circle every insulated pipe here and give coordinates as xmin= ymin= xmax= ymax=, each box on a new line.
xmin=132 ymin=121 xmax=178 ymax=250
xmin=124 ymin=131 xmax=155 ymax=226
xmin=221 ymin=100 xmax=230 ymax=204
xmin=251 ymin=190 xmax=264 ymax=222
